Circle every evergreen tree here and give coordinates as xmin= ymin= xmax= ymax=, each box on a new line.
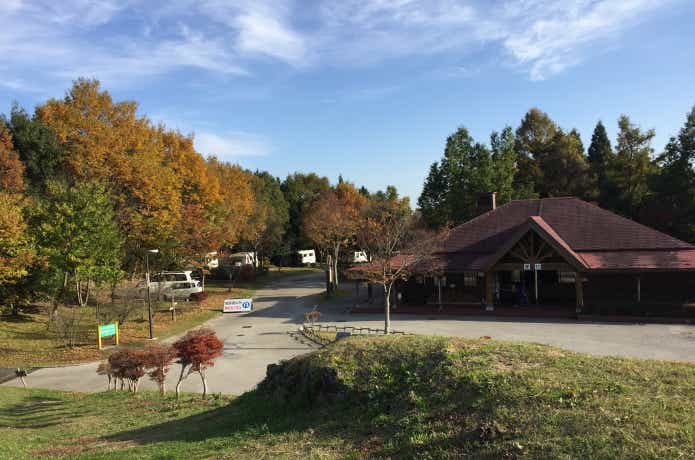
xmin=441 ymin=127 xmax=495 ymax=223
xmin=489 ymin=126 xmax=519 ymax=204
xmin=6 ymin=105 xmax=66 ymax=192
xmin=606 ymin=115 xmax=657 ymax=218
xmin=587 ymin=121 xmax=614 ymax=206
xmin=646 ymin=106 xmax=695 ymax=242
xmin=418 ymin=162 xmax=448 ymax=228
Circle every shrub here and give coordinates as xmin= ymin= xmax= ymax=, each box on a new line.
xmin=142 ymin=345 xmax=176 ymax=395
xmin=172 ymin=327 xmax=224 ymax=399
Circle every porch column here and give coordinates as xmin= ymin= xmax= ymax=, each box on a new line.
xmin=575 ymin=272 xmax=584 ymax=314
xmin=485 ymin=271 xmax=494 ymax=311
xmin=367 ymin=283 xmax=373 ymax=304
xmin=636 ymin=276 xmax=641 ymax=303
xmin=437 ymin=277 xmax=442 ymax=310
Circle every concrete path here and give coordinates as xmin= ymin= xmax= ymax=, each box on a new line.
xmin=3 ymin=272 xmax=694 ymax=395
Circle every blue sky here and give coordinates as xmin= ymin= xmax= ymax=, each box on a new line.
xmin=1 ymin=0 xmax=694 ymax=204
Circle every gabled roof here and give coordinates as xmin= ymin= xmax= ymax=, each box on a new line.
xmin=429 ymin=197 xmax=695 ymax=272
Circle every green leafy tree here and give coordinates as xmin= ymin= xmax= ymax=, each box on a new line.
xmin=281 ymin=172 xmax=330 ymax=252
xmin=605 ymin=115 xmax=657 ymax=218
xmin=490 ymin=126 xmax=520 ymax=204
xmin=539 ymin=129 xmax=596 ymax=199
xmin=241 ymin=171 xmax=289 ymax=268
xmin=32 ymin=181 xmax=123 ymax=313
xmin=514 ymin=108 xmax=558 ymax=196
xmin=441 ymin=127 xmax=495 ymax=223
xmin=645 ymin=106 xmax=695 ymax=242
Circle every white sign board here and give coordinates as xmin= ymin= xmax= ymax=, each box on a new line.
xmin=534 ymin=263 xmax=542 ymax=270
xmin=523 ymin=263 xmax=531 ymax=271
xmin=223 ymin=298 xmax=253 ymax=313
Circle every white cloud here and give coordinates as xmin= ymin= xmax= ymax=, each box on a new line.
xmin=0 ymin=0 xmax=678 ymax=91
xmin=195 ymin=131 xmax=270 ymax=159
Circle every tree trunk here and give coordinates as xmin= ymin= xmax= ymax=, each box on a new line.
xmin=333 ymin=244 xmax=340 ymax=290
xmin=325 ymin=254 xmax=333 ymax=294
xmin=175 ymin=364 xmax=187 ymax=400
xmin=384 ymin=283 xmax=392 ymax=334
xmin=160 ymin=380 xmax=166 ymax=395
xmin=199 ymin=370 xmax=208 ymax=399
xmin=48 ymin=272 xmax=69 ymax=328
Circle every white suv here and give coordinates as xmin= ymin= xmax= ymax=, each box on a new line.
xmin=137 ymin=271 xmax=202 ymax=299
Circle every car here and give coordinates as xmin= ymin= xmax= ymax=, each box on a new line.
xmin=136 ymin=271 xmax=201 ymax=298
xmin=161 ymin=281 xmax=203 ymax=301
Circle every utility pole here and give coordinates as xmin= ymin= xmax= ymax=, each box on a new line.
xmin=146 ymin=249 xmax=159 ymax=340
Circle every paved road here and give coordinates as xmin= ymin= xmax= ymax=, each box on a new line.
xmin=3 ymin=272 xmax=694 ymax=395
xmin=2 ymin=273 xmax=324 ymax=395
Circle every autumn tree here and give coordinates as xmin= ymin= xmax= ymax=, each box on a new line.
xmin=173 ymin=328 xmax=224 ymax=399
xmin=0 ymin=121 xmax=34 ymax=315
xmin=36 ymin=79 xmax=181 ymax=270
xmin=108 ymin=349 xmax=148 ymax=392
xmin=355 ymin=194 xmax=443 ymax=334
xmin=304 ymin=182 xmax=366 ymax=292
xmin=143 ymin=345 xmax=176 ymax=395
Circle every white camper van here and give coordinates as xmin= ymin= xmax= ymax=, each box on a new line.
xmin=297 ymin=249 xmax=316 ymax=265
xmin=353 ymin=251 xmax=369 ymax=263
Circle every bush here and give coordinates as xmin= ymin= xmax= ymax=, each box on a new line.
xmin=172 ymin=328 xmax=224 ymax=399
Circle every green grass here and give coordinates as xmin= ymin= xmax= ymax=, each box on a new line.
xmin=1 ymin=335 xmax=693 ymax=459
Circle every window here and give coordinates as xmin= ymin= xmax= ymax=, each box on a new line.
xmin=464 ymin=272 xmax=477 ymax=287
xmin=558 ymin=271 xmax=576 ymax=283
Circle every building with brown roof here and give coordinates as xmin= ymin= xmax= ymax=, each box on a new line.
xmin=396 ymin=194 xmax=695 ymax=314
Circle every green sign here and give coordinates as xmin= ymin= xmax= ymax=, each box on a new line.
xmin=100 ymin=323 xmax=117 ymax=338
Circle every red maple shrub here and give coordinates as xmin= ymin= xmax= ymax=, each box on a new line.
xmin=107 ymin=349 xmax=147 ymax=392
xmin=172 ymin=327 xmax=224 ymax=399
xmin=142 ymin=345 xmax=176 ymax=395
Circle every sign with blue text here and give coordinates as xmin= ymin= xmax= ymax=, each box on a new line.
xmin=223 ymin=298 xmax=253 ymax=313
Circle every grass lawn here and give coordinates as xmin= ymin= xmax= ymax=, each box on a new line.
xmin=0 ymin=267 xmax=321 ymax=368
xmin=1 ymin=335 xmax=693 ymax=459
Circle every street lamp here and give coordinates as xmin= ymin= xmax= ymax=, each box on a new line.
xmin=145 ymin=249 xmax=159 ymax=340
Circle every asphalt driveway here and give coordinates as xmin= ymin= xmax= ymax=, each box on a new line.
xmin=3 ymin=272 xmax=693 ymax=395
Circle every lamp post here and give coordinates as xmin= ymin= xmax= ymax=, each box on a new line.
xmin=145 ymin=249 xmax=159 ymax=340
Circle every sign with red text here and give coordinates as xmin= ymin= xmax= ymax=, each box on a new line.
xmin=223 ymin=298 xmax=253 ymax=313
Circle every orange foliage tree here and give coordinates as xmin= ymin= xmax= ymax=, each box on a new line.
xmin=0 ymin=122 xmax=34 ymax=309
xmin=303 ymin=182 xmax=366 ymax=292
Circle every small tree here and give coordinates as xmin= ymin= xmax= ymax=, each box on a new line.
xmin=107 ymin=349 xmax=147 ymax=392
xmin=97 ymin=361 xmax=114 ymax=390
xmin=355 ymin=197 xmax=445 ymax=334
xmin=172 ymin=328 xmax=224 ymax=399
xmin=143 ymin=345 xmax=176 ymax=395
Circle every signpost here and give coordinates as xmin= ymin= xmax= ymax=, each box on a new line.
xmin=98 ymin=322 xmax=119 ymax=350
xmin=223 ymin=298 xmax=253 ymax=313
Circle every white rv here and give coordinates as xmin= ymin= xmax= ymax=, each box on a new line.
xmin=297 ymin=249 xmax=316 ymax=265
xmin=228 ymin=252 xmax=258 ymax=267
xmin=353 ymin=251 xmax=369 ymax=263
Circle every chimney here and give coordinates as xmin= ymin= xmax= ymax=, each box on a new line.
xmin=477 ymin=192 xmax=496 ymax=215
